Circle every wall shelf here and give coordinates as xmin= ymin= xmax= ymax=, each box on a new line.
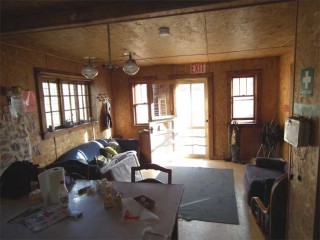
xmin=42 ymin=121 xmax=98 ymax=140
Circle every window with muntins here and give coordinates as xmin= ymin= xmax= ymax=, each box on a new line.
xmin=35 ymin=69 xmax=93 ymax=139
xmin=230 ymin=72 xmax=258 ymax=124
xmin=132 ymin=83 xmax=149 ymax=125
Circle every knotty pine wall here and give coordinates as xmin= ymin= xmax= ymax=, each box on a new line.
xmin=0 ymin=44 xmax=112 ymax=167
xmin=112 ymin=56 xmax=293 ymax=161
xmin=0 ymin=44 xmax=294 ymax=165
xmin=279 ymin=52 xmax=294 ymax=161
xmin=287 ymin=1 xmax=319 ymax=239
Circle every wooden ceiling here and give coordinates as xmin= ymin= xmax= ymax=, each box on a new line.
xmin=0 ymin=0 xmax=296 ymax=67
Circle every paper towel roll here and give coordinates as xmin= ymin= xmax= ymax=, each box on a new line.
xmin=38 ymin=167 xmax=65 ymax=205
xmin=49 ymin=167 xmax=65 ymax=204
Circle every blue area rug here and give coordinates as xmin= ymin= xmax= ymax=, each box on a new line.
xmin=157 ymin=167 xmax=239 ymax=225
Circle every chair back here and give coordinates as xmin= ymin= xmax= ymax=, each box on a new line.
xmin=269 ymin=173 xmax=288 ymax=239
xmin=131 ymin=164 xmax=172 ymax=184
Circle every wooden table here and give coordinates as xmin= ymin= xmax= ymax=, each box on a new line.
xmin=1 ymin=181 xmax=184 ymax=239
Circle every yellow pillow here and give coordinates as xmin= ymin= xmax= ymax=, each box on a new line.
xmin=101 ymin=146 xmax=118 ymax=157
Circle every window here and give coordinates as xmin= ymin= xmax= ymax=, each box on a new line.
xmin=151 ymin=83 xmax=174 ymax=120
xmin=230 ymin=71 xmax=259 ymax=124
xmin=35 ymin=68 xmax=93 ymax=139
xmin=132 ymin=83 xmax=149 ymax=125
xmin=131 ymin=80 xmax=174 ymax=125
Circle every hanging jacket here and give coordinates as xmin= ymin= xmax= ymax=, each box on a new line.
xmin=106 ymin=99 xmax=112 ymax=129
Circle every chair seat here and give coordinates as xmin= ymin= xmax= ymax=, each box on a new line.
xmin=131 ymin=163 xmax=172 ymax=184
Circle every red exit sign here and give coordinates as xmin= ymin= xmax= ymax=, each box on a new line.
xmin=190 ymin=63 xmax=207 ymax=74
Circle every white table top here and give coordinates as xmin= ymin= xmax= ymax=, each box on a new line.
xmin=1 ymin=180 xmax=184 ymax=239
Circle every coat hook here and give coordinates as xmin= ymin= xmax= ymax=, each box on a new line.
xmin=97 ymin=93 xmax=110 ymax=102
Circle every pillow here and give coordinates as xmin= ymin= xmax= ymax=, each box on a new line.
xmin=101 ymin=147 xmax=118 ymax=158
xmin=106 ymin=140 xmax=123 ymax=153
xmin=89 ymin=155 xmax=111 ymax=167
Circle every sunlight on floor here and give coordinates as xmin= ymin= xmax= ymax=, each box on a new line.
xmin=141 ymin=158 xmax=264 ymax=240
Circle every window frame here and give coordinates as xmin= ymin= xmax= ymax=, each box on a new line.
xmin=35 ymin=68 xmax=96 ymax=139
xmin=130 ymin=78 xmax=175 ymax=126
xmin=228 ymin=70 xmax=261 ymax=125
xmin=131 ymin=81 xmax=149 ymax=126
xmin=149 ymin=81 xmax=174 ymax=121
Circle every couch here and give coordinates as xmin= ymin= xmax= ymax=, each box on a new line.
xmin=49 ymin=138 xmax=143 ymax=182
xmin=251 ymin=173 xmax=288 ymax=239
xmin=244 ymin=157 xmax=288 ymax=205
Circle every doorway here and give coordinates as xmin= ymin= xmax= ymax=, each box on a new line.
xmin=174 ymin=80 xmax=208 ymax=158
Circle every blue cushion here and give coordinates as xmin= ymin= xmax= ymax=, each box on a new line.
xmin=245 ymin=164 xmax=283 ymax=185
xmin=95 ymin=139 xmax=109 ymax=147
xmin=255 ymin=157 xmax=287 ymax=171
xmin=57 ymin=141 xmax=104 ymax=163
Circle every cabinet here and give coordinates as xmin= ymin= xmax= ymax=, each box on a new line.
xmin=139 ymin=130 xmax=152 ymax=164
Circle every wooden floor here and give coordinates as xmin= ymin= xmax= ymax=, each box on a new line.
xmin=141 ymin=157 xmax=264 ymax=240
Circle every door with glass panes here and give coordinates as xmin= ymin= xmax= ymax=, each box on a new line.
xmin=175 ymin=80 xmax=208 ymax=158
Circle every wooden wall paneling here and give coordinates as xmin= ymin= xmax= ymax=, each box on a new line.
xmin=278 ymin=52 xmax=294 ymax=161
xmin=112 ymin=70 xmax=138 ymax=138
xmin=0 ymin=44 xmax=111 ymax=167
xmin=287 ymin=1 xmax=320 ymax=239
xmin=205 ymin=2 xmax=296 ymax=54
xmin=113 ymin=56 xmax=282 ymax=161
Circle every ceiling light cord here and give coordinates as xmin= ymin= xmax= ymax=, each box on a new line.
xmin=107 ymin=24 xmax=113 ymax=68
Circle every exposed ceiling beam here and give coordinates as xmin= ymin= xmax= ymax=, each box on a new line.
xmin=0 ymin=0 xmax=293 ymax=35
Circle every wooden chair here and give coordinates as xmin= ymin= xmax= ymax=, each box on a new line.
xmin=251 ymin=173 xmax=288 ymax=240
xmin=131 ymin=163 xmax=172 ymax=184
xmin=131 ymin=163 xmax=177 ymax=239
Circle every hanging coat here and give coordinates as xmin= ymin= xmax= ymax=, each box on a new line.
xmin=106 ymin=99 xmax=112 ymax=129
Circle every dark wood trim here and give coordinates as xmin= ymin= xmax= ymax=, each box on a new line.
xmin=34 ymin=69 xmax=47 ymax=138
xmin=129 ymin=76 xmax=157 ymax=82
xmin=1 ymin=2 xmax=214 ymax=34
xmin=226 ymin=69 xmax=262 ymax=125
xmin=169 ymin=73 xmax=213 ymax=80
xmin=207 ymin=74 xmax=214 ymax=159
xmin=147 ymin=81 xmax=153 ymax=123
xmin=43 ymin=121 xmax=98 ymax=140
xmin=1 ymin=1 xmax=294 ymax=34
xmin=129 ymin=77 xmax=157 ymax=127
xmin=35 ymin=68 xmax=89 ymax=81
xmin=315 ymin=152 xmax=320 ymax=239
xmin=34 ymin=68 xmax=95 ymax=139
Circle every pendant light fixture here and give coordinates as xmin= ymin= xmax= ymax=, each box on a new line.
xmin=81 ymin=57 xmax=98 ymax=79
xmin=123 ymin=51 xmax=140 ymax=75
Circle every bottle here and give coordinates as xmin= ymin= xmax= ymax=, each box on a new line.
xmin=115 ymin=192 xmax=122 ymax=211
xmin=58 ymin=180 xmax=69 ymax=208
xmin=104 ymin=193 xmax=114 ymax=209
xmin=105 ymin=181 xmax=114 ymax=195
